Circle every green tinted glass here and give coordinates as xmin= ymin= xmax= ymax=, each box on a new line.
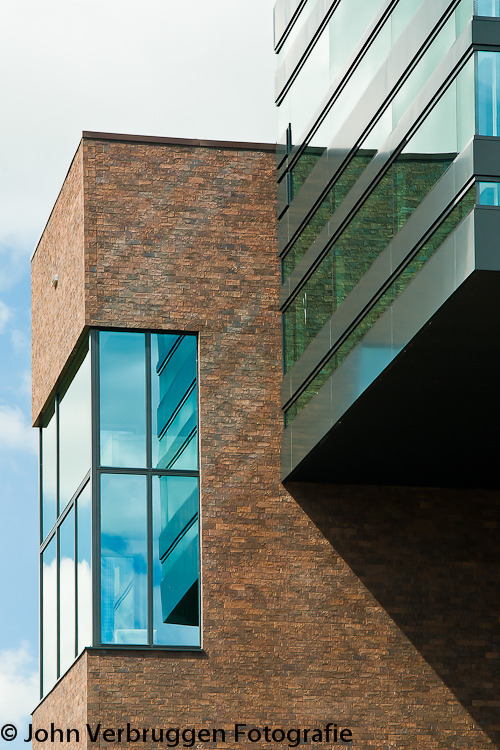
xmin=285 ymin=186 xmax=476 ymax=424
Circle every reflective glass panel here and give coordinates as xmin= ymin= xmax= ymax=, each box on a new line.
xmin=285 ymin=186 xmax=476 ymax=423
xmin=41 ymin=406 xmax=57 ymax=540
xmin=477 ymin=51 xmax=500 ymax=136
xmin=281 ymin=0 xmax=391 ymax=146
xmin=288 ymin=12 xmax=390 ymax=194
xmin=77 ymin=483 xmax=92 ymax=653
xmin=285 ymin=0 xmax=473 ymax=275
xmin=478 ymin=181 xmax=500 ymax=205
xmin=475 ymin=0 xmax=500 ymax=15
xmin=59 ymin=508 xmax=75 ymax=675
xmin=100 ymin=474 xmax=147 ymax=644
xmin=274 ymin=0 xmax=310 ymax=48
xmin=152 ymin=476 xmax=200 ymax=646
xmin=276 ymin=0 xmax=321 ymax=63
xmin=288 ymin=0 xmax=430 ymax=196
xmin=284 ymin=58 xmax=474 ymax=370
xmin=59 ymin=350 xmax=91 ymax=507
xmin=99 ymin=331 xmax=147 ymax=468
xmin=152 ymin=334 xmax=198 ymax=471
xmin=42 ymin=537 xmax=57 ymax=695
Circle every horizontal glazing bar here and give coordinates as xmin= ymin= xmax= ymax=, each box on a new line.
xmin=40 ymin=474 xmax=91 ymax=553
xmin=96 ymin=467 xmax=199 ymax=477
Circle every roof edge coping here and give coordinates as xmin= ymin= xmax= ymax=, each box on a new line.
xmin=82 ymin=130 xmax=276 ymax=151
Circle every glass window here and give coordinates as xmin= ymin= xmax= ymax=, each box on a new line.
xmin=152 ymin=334 xmax=198 ymax=471
xmin=77 ymin=483 xmax=92 ymax=653
xmin=478 ymin=181 xmax=500 ymax=205
xmin=100 ymin=473 xmax=148 ymax=645
xmin=59 ymin=350 xmax=91 ymax=507
xmin=42 ymin=537 xmax=57 ymax=696
xmin=284 ymin=3 xmax=390 ymax=185
xmin=477 ymin=51 xmax=500 ymax=136
xmin=59 ymin=508 xmax=75 ymax=675
xmin=153 ymin=476 xmax=200 ymax=646
xmin=475 ymin=0 xmax=500 ymax=16
xmin=40 ymin=329 xmax=201 ymax=698
xmin=99 ymin=331 xmax=147 ymax=468
xmin=41 ymin=406 xmax=57 ymax=540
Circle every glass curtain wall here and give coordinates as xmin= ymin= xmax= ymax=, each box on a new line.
xmin=284 ymin=185 xmax=477 ymax=424
xmin=283 ymin=0 xmax=473 ymax=277
xmin=285 ymin=0 xmax=429 ymax=198
xmin=39 ymin=329 xmax=201 ymax=697
xmin=283 ymin=56 xmax=475 ymax=371
xmin=277 ymin=0 xmax=413 ymax=148
xmin=281 ymin=45 xmax=500 ymax=420
xmin=40 ymin=344 xmax=91 ymax=696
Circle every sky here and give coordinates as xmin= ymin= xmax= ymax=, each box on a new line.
xmin=0 ymin=1 xmax=276 ymax=743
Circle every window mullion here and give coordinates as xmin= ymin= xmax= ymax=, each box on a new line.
xmin=56 ymin=523 xmax=60 ymax=679
xmin=91 ymin=329 xmax=101 ymax=647
xmin=146 ymin=333 xmax=154 ymax=644
xmin=74 ymin=496 xmax=78 ymax=659
xmin=147 ymin=472 xmax=153 ymax=646
xmin=146 ymin=332 xmax=152 ymax=470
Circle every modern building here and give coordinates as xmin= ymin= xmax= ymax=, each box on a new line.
xmin=276 ymin=0 xmax=500 ymax=487
xmin=30 ymin=1 xmax=500 ymax=747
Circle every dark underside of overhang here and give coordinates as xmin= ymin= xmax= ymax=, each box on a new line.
xmin=285 ymin=271 xmax=500 ymax=488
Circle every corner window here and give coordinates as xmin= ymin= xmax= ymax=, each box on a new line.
xmin=39 ymin=329 xmax=201 ymax=697
xmin=40 ymin=344 xmax=91 ymax=695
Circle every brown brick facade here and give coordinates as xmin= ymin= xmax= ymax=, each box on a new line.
xmin=31 ymin=144 xmax=85 ymax=424
xmin=31 ymin=651 xmax=87 ymax=747
xmin=31 ymin=135 xmax=498 ymax=749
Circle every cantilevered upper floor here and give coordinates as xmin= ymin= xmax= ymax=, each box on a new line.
xmin=275 ymin=0 xmax=500 ymax=486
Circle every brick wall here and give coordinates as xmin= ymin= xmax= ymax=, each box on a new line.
xmin=31 ymin=144 xmax=85 ymax=423
xmin=31 ymin=651 xmax=88 ymax=749
xmin=32 ymin=135 xmax=497 ymax=749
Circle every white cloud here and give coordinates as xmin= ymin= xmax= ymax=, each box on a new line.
xmin=0 ymin=300 xmax=11 ymax=333
xmin=0 ymin=643 xmax=38 ymax=725
xmin=0 ymin=406 xmax=37 ymax=453
xmin=0 ymin=243 xmax=30 ymax=293
xmin=0 ymin=0 xmax=276 ymax=251
xmin=16 ymin=371 xmax=31 ymax=399
xmin=10 ymin=329 xmax=30 ymax=355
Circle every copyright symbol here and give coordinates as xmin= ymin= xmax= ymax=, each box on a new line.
xmin=1 ymin=725 xmax=17 ymax=741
